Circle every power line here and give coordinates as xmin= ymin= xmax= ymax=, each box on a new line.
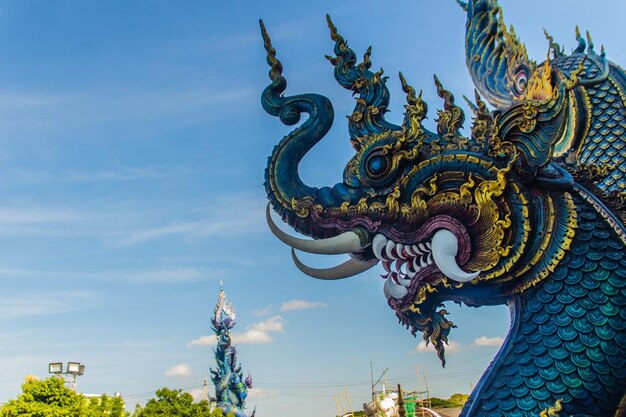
xmin=120 ymin=365 xmax=486 ymax=401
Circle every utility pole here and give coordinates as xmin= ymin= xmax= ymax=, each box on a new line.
xmin=203 ymin=378 xmax=209 ymax=402
xmin=370 ymin=362 xmax=375 ymax=402
xmin=416 ymin=365 xmax=426 ymax=417
xmin=372 ymin=368 xmax=388 ymax=399
xmin=422 ymin=370 xmax=431 ymax=408
xmin=397 ymin=384 xmax=406 ymax=417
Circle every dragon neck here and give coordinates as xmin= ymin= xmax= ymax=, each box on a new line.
xmin=461 ymin=188 xmax=626 ymax=417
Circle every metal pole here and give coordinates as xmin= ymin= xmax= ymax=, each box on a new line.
xmin=334 ymin=394 xmax=342 ymax=417
xmin=422 ymin=370 xmax=431 ymax=408
xmin=338 ymin=391 xmax=347 ymax=416
xmin=344 ymin=389 xmax=354 ymax=416
xmin=416 ymin=366 xmax=425 ymax=417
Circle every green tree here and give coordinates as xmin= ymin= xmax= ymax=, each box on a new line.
xmin=1 ymin=376 xmax=84 ymax=417
xmin=84 ymin=394 xmax=129 ymax=417
xmin=1 ymin=376 xmax=130 ymax=417
xmin=428 ymin=393 xmax=470 ymax=408
xmin=448 ymin=393 xmax=469 ymax=406
xmin=131 ymin=387 xmax=227 ymax=417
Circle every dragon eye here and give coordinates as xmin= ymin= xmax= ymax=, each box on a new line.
xmin=514 ymin=70 xmax=528 ymax=94
xmin=365 ymin=153 xmax=390 ymax=179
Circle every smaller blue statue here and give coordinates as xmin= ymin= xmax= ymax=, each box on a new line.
xmin=210 ymin=287 xmax=255 ymax=417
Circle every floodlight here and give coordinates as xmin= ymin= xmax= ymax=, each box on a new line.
xmin=48 ymin=362 xmax=63 ymax=374
xmin=67 ymin=362 xmax=81 ymax=374
xmin=78 ymin=365 xmax=85 ymax=376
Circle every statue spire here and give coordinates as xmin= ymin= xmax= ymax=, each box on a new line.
xmin=210 ymin=286 xmax=254 ymax=417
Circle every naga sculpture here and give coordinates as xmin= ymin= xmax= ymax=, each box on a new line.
xmin=260 ymin=0 xmax=626 ymax=415
xmin=210 ymin=287 xmax=254 ymax=417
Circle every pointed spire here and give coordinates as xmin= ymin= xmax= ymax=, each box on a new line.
xmin=543 ymin=28 xmax=563 ymax=59
xmin=574 ymin=26 xmax=586 ymax=53
xmin=325 ymin=14 xmax=402 ymax=142
xmin=469 ymin=90 xmax=493 ymax=149
xmin=399 ymin=72 xmax=427 ymax=144
xmin=434 ymin=75 xmax=465 ymax=142
xmin=586 ymin=30 xmax=595 ymax=53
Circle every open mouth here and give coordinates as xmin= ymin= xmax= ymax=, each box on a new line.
xmin=372 ymin=229 xmax=480 ymax=301
xmin=372 ymin=234 xmax=434 ymax=300
xmin=266 ymin=205 xmax=480 ymax=301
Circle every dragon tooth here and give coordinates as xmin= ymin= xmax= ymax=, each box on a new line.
xmin=383 ymin=277 xmax=408 ymax=300
xmin=412 ymin=244 xmax=422 ymax=255
xmin=397 ymin=272 xmax=412 ymax=287
xmin=427 ymin=252 xmax=433 ymax=265
xmin=419 ymin=243 xmax=429 ymax=253
xmin=386 ymin=240 xmax=397 ymax=259
xmin=407 ymin=266 xmax=417 ymax=278
xmin=396 ymin=243 xmax=406 ymax=259
xmin=399 ymin=261 xmax=408 ymax=275
xmin=405 ymin=245 xmax=415 ymax=257
xmin=420 ymin=256 xmax=428 ymax=268
xmin=413 ymin=257 xmax=421 ymax=273
xmin=372 ymin=234 xmax=388 ymax=261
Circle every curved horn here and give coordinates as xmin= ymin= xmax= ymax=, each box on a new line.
xmin=291 ymin=249 xmax=378 ymax=280
xmin=266 ymin=205 xmax=368 ymax=254
xmin=463 ymin=0 xmax=533 ymax=109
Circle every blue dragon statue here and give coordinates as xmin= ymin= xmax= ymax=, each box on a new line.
xmin=210 ymin=287 xmax=254 ymax=417
xmin=259 ymin=0 xmax=626 ymax=415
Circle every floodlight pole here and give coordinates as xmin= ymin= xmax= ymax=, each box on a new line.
xmin=48 ymin=362 xmax=84 ymax=392
xmin=68 ymin=373 xmax=77 ymax=391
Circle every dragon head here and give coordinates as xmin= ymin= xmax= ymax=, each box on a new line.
xmin=261 ymin=11 xmax=583 ymax=365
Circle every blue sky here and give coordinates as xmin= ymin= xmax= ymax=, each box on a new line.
xmin=0 ymin=1 xmax=624 ymax=416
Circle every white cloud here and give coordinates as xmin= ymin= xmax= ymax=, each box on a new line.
xmin=232 ymin=330 xmax=273 ymax=344
xmin=9 ymin=165 xmax=167 ymax=185
xmin=0 ymin=266 xmax=226 ymax=285
xmin=473 ymin=336 xmax=505 ymax=347
xmin=250 ymin=316 xmax=286 ymax=333
xmin=0 ymin=291 xmax=95 ymax=318
xmin=247 ymin=388 xmax=277 ymax=399
xmin=252 ymin=305 xmax=272 ymax=317
xmin=189 ymin=316 xmax=286 ymax=346
xmin=118 ymin=197 xmax=266 ymax=246
xmin=188 ymin=335 xmax=217 ymax=346
xmin=0 ymin=208 xmax=85 ymax=224
xmin=280 ymin=299 xmax=326 ymax=312
xmin=116 ymin=268 xmax=204 ymax=284
xmin=188 ymin=387 xmax=206 ymax=402
xmin=416 ymin=340 xmax=462 ymax=354
xmin=164 ymin=363 xmax=193 ymax=377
